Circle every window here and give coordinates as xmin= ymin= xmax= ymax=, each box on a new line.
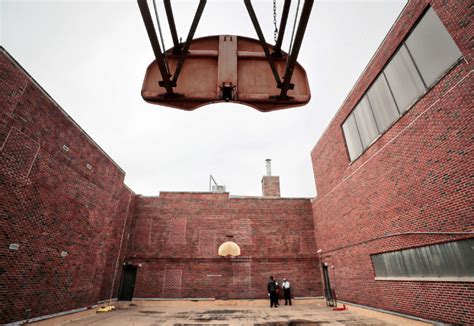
xmin=371 ymin=239 xmax=474 ymax=280
xmin=367 ymin=73 xmax=399 ymax=133
xmin=384 ymin=45 xmax=425 ymax=113
xmin=405 ymin=7 xmax=463 ymax=87
xmin=353 ymin=96 xmax=379 ymax=148
xmin=342 ymin=114 xmax=363 ymax=161
xmin=342 ymin=7 xmax=463 ymax=162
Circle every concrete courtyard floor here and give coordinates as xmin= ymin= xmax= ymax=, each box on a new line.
xmin=30 ymin=299 xmax=432 ymax=326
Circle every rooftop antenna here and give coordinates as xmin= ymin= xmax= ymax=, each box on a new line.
xmin=209 ymin=175 xmax=226 ymax=193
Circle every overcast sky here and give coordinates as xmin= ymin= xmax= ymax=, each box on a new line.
xmin=1 ymin=0 xmax=406 ymax=197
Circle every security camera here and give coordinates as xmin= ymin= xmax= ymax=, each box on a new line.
xmin=317 ymin=249 xmax=322 ymax=254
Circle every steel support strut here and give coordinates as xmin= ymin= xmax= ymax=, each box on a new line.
xmin=279 ymin=0 xmax=314 ymax=98
xmin=244 ymin=0 xmax=282 ymax=87
xmin=137 ymin=0 xmax=174 ymax=95
xmin=163 ymin=0 xmax=181 ymax=53
xmin=172 ymin=0 xmax=207 ymax=83
xmin=273 ymin=0 xmax=291 ymax=56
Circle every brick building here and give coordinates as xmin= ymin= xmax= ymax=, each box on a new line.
xmin=311 ymin=1 xmax=473 ymax=325
xmin=1 ymin=0 xmax=473 ymax=325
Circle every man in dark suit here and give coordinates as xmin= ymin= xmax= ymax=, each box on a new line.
xmin=267 ymin=276 xmax=278 ymax=308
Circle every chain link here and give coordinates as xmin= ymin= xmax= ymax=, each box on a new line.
xmin=273 ymin=0 xmax=278 ymax=43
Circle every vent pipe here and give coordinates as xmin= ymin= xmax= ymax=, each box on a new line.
xmin=265 ymin=159 xmax=272 ymax=176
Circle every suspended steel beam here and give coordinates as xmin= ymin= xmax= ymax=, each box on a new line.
xmin=163 ymin=0 xmax=181 ymax=53
xmin=273 ymin=0 xmax=291 ymax=56
xmin=279 ymin=0 xmax=314 ymax=98
xmin=137 ymin=0 xmax=174 ymax=95
xmin=172 ymin=0 xmax=207 ymax=83
xmin=244 ymin=0 xmax=282 ymax=87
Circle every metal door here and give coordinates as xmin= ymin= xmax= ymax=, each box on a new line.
xmin=119 ymin=266 xmax=137 ymax=301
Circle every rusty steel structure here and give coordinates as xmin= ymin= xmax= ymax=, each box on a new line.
xmin=137 ymin=0 xmax=313 ymax=112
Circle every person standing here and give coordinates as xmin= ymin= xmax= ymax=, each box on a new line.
xmin=275 ymin=280 xmax=280 ymax=306
xmin=267 ymin=276 xmax=278 ymax=308
xmin=282 ymin=278 xmax=292 ymax=306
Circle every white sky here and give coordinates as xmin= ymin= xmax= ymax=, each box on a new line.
xmin=1 ymin=0 xmax=406 ymax=197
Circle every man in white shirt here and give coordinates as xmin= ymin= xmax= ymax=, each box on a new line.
xmin=281 ymin=278 xmax=292 ymax=306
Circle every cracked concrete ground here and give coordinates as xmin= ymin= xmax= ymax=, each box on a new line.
xmin=29 ymin=299 xmax=432 ymax=326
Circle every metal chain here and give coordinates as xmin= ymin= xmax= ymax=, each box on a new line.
xmin=273 ymin=0 xmax=278 ymax=43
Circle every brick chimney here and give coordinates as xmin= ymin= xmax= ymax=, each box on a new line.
xmin=261 ymin=159 xmax=280 ymax=197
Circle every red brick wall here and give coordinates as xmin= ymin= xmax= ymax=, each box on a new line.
xmin=310 ymin=1 xmax=473 ymax=324
xmin=0 ymin=48 xmax=135 ymax=324
xmin=126 ymin=193 xmax=321 ymax=299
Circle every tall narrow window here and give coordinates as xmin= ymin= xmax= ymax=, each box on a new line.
xmin=384 ymin=45 xmax=425 ymax=113
xmin=405 ymin=7 xmax=463 ymax=87
xmin=353 ymin=96 xmax=379 ymax=148
xmin=367 ymin=73 xmax=399 ymax=133
xmin=342 ymin=114 xmax=363 ymax=161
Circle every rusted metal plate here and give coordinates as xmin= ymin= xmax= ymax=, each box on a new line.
xmin=141 ymin=35 xmax=311 ymax=112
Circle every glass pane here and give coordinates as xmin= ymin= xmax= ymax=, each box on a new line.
xmin=367 ymin=73 xmax=400 ymax=133
xmin=401 ymin=248 xmax=424 ymax=277
xmin=405 ymin=7 xmax=463 ymax=87
xmin=436 ymin=239 xmax=474 ymax=277
xmin=342 ymin=114 xmax=363 ymax=161
xmin=384 ymin=251 xmax=407 ymax=277
xmin=384 ymin=45 xmax=425 ymax=113
xmin=455 ymin=239 xmax=474 ymax=277
xmin=353 ymin=96 xmax=379 ymax=148
xmin=371 ymin=255 xmax=387 ymax=277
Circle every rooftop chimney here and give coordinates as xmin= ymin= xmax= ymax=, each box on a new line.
xmin=261 ymin=159 xmax=280 ymax=197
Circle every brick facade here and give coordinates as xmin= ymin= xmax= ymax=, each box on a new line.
xmin=0 ymin=49 xmax=135 ymax=324
xmin=126 ymin=193 xmax=320 ymax=300
xmin=310 ymin=1 xmax=473 ymax=324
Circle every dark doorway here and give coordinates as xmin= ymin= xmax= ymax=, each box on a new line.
xmin=119 ymin=265 xmax=137 ymax=301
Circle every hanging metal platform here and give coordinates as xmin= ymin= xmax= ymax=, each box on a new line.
xmin=141 ymin=35 xmax=310 ymax=112
xmin=137 ymin=0 xmax=314 ymax=112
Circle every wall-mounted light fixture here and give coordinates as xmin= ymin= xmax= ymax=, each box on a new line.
xmin=9 ymin=244 xmax=20 ymax=251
